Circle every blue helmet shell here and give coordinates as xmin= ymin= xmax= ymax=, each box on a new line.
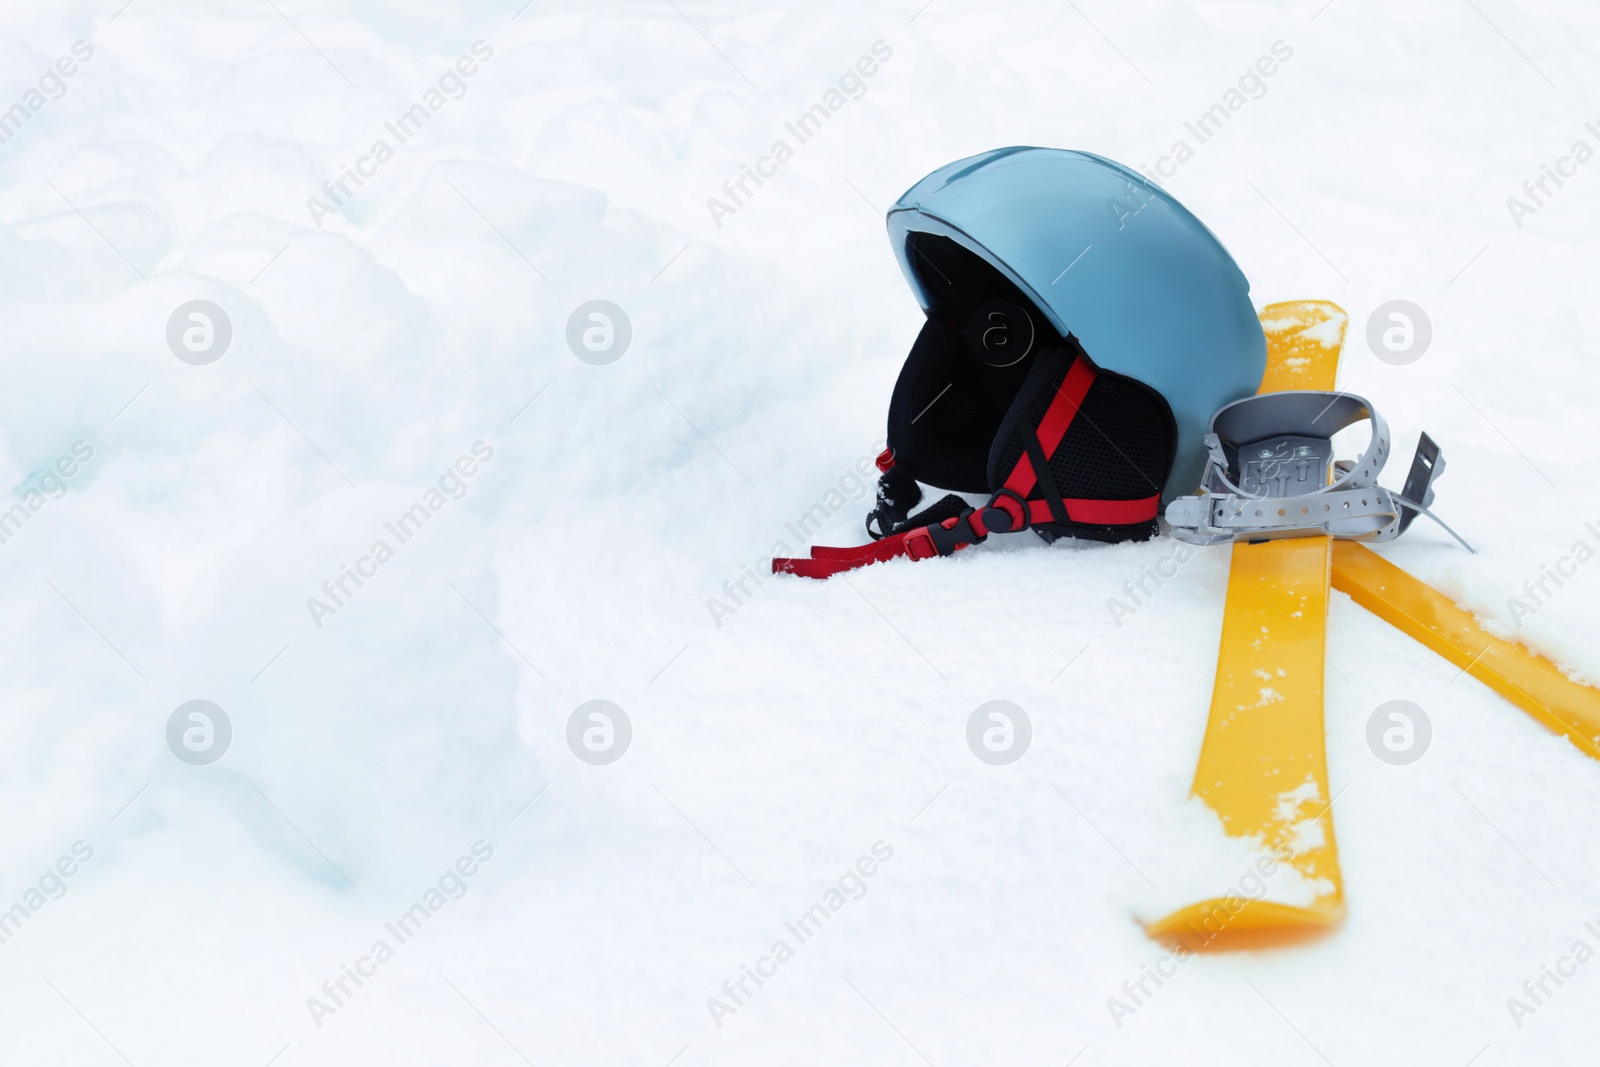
xmin=887 ymin=147 xmax=1266 ymax=500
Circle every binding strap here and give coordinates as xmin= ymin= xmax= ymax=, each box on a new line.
xmin=773 ymin=355 xmax=1160 ymax=579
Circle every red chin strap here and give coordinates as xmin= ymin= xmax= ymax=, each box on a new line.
xmin=773 ymin=356 xmax=1160 ymax=579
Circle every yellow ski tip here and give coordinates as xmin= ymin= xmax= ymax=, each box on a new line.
xmin=1144 ymin=896 xmax=1345 ymax=954
xmin=1257 ymin=300 xmax=1348 ymax=394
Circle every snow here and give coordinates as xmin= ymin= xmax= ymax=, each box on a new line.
xmin=2 ymin=1 xmax=1599 ymax=1064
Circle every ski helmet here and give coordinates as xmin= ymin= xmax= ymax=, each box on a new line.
xmin=776 ymin=147 xmax=1267 ymax=578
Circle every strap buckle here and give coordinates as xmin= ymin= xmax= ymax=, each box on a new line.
xmin=920 ymin=508 xmax=987 ymax=557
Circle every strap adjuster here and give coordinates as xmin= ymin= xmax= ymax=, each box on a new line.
xmin=980 ymin=488 xmax=1031 ymax=534
xmin=902 ymin=529 xmax=937 ymax=560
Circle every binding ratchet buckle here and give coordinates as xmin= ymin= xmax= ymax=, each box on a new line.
xmin=1164 ymin=391 xmax=1473 ymax=552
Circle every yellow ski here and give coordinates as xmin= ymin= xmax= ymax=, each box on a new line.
xmin=1145 ymin=300 xmax=1347 ymax=952
xmin=1331 ymin=541 xmax=1600 ymax=760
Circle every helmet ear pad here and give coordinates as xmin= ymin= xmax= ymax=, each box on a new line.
xmin=884 ymin=317 xmax=1176 ymax=534
xmin=986 ymin=340 xmax=1177 ymax=538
